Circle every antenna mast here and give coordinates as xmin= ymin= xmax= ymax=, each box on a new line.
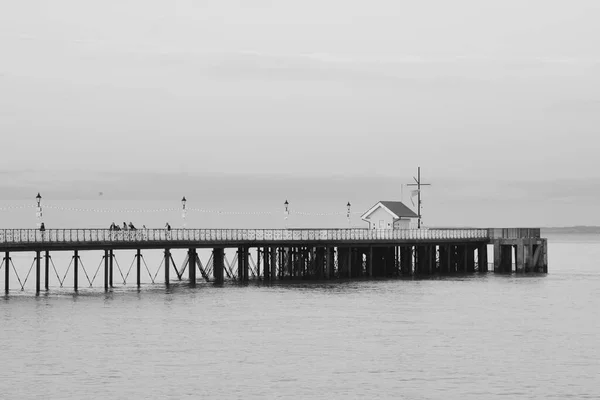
xmin=406 ymin=167 xmax=431 ymax=229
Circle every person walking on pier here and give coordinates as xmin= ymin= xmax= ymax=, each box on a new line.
xmin=39 ymin=222 xmax=45 ymax=232
xmin=128 ymin=222 xmax=137 ymax=230
xmin=122 ymin=222 xmax=128 ymax=231
xmin=165 ymin=222 xmax=171 ymax=231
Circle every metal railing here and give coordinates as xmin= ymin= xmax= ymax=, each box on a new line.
xmin=487 ymin=228 xmax=541 ymax=239
xmin=0 ymin=228 xmax=490 ymax=244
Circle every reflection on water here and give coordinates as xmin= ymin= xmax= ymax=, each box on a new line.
xmin=1 ymin=239 xmax=600 ymax=399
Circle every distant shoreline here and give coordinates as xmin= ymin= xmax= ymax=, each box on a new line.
xmin=542 ymin=227 xmax=600 ymax=235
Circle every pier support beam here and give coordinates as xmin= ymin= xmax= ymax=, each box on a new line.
xmin=243 ymin=247 xmax=250 ymax=282
xmin=74 ymin=250 xmax=79 ymax=292
xmin=400 ymin=246 xmax=413 ymax=275
xmin=164 ymin=249 xmax=171 ymax=286
xmin=439 ymin=245 xmax=448 ymax=273
xmin=515 ymin=243 xmax=525 ymax=273
xmin=104 ymin=249 xmax=109 ymax=291
xmin=109 ymin=250 xmax=114 ymax=288
xmin=45 ymin=251 xmax=50 ymax=291
xmin=4 ymin=251 xmax=8 ymax=293
xmin=271 ymin=247 xmax=277 ymax=281
xmin=188 ymin=248 xmax=196 ymax=286
xmin=494 ymin=243 xmax=513 ymax=273
xmin=325 ymin=247 xmax=333 ymax=279
xmin=35 ymin=250 xmax=41 ymax=295
xmin=213 ymin=248 xmax=224 ymax=284
xmin=478 ymin=244 xmax=488 ymax=272
xmin=465 ymin=246 xmax=476 ymax=273
xmin=136 ymin=249 xmax=141 ymax=288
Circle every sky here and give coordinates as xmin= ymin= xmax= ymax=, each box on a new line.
xmin=1 ymin=0 xmax=599 ymax=226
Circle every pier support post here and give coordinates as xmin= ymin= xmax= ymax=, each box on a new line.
xmin=515 ymin=242 xmax=525 ymax=273
xmin=257 ymin=248 xmax=261 ymax=280
xmin=438 ymin=245 xmax=448 ymax=273
xmin=45 ymin=251 xmax=50 ymax=290
xmin=109 ymin=250 xmax=114 ymax=288
xmin=271 ymin=247 xmax=277 ymax=281
xmin=494 ymin=243 xmax=513 ymax=273
xmin=478 ymin=244 xmax=488 ymax=272
xmin=74 ymin=250 xmax=79 ymax=292
xmin=325 ymin=247 xmax=333 ymax=279
xmin=466 ymin=246 xmax=476 ymax=273
xmin=400 ymin=246 xmax=413 ymax=275
xmin=188 ymin=248 xmax=196 ymax=286
xmin=104 ymin=250 xmax=109 ymax=290
xmin=368 ymin=247 xmax=373 ymax=277
xmin=237 ymin=247 xmax=243 ymax=281
xmin=4 ymin=251 xmax=8 ymax=293
xmin=136 ymin=249 xmax=141 ymax=288
xmin=448 ymin=245 xmax=457 ymax=273
xmin=213 ymin=248 xmax=224 ymax=284
xmin=429 ymin=245 xmax=436 ymax=274
xmin=243 ymin=247 xmax=249 ymax=282
xmin=164 ymin=249 xmax=171 ymax=286
xmin=35 ymin=250 xmax=41 ymax=295
xmin=524 ymin=240 xmax=534 ymax=273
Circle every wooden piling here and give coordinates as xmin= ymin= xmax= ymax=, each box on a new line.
xmin=164 ymin=249 xmax=170 ymax=286
xmin=478 ymin=244 xmax=488 ymax=272
xmin=44 ymin=251 xmax=50 ymax=290
xmin=136 ymin=249 xmax=141 ymax=288
xmin=4 ymin=251 xmax=8 ymax=293
xmin=466 ymin=245 xmax=476 ymax=273
xmin=35 ymin=250 xmax=41 ymax=295
xmin=74 ymin=250 xmax=79 ymax=292
xmin=109 ymin=250 xmax=114 ymax=288
xmin=213 ymin=248 xmax=224 ymax=284
xmin=271 ymin=247 xmax=277 ymax=281
xmin=188 ymin=248 xmax=196 ymax=286
xmin=104 ymin=249 xmax=109 ymax=290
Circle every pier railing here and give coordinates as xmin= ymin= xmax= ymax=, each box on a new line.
xmin=0 ymin=228 xmax=489 ymax=244
xmin=487 ymin=228 xmax=541 ymax=239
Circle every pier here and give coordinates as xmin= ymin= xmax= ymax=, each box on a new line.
xmin=0 ymin=228 xmax=547 ymax=294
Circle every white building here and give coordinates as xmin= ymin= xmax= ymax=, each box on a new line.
xmin=360 ymin=201 xmax=418 ymax=230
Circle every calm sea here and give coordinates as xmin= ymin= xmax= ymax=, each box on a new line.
xmin=1 ymin=232 xmax=599 ymax=399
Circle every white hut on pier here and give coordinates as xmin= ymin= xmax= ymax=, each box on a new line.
xmin=361 ymin=201 xmax=418 ymax=230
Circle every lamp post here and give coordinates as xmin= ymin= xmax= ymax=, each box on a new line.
xmin=346 ymin=201 xmax=351 ymax=228
xmin=35 ymin=193 xmax=42 ymax=229
xmin=181 ymin=196 xmax=187 ymax=229
xmin=284 ymin=200 xmax=289 ymax=229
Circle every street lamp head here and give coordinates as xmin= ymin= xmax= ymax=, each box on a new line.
xmin=284 ymin=200 xmax=289 ymax=211
xmin=181 ymin=196 xmax=187 ymax=207
xmin=36 ymin=193 xmax=42 ymax=206
xmin=347 ymin=201 xmax=351 ymax=208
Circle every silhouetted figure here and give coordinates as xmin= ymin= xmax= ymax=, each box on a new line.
xmin=122 ymin=222 xmax=128 ymax=231
xmin=128 ymin=222 xmax=136 ymax=230
xmin=165 ymin=223 xmax=171 ymax=231
xmin=142 ymin=225 xmax=147 ymax=230
xmin=39 ymin=222 xmax=45 ymax=232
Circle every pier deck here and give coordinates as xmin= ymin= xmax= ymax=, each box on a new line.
xmin=0 ymin=228 xmax=547 ymax=294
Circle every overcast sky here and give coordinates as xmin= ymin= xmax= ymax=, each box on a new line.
xmin=1 ymin=0 xmax=599 ymax=180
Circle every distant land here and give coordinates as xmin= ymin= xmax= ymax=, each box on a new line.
xmin=542 ymin=226 xmax=600 ymax=235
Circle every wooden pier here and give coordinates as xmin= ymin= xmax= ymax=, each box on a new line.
xmin=0 ymin=228 xmax=547 ymax=294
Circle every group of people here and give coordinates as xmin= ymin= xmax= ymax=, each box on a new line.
xmin=109 ymin=222 xmax=140 ymax=231
xmin=109 ymin=222 xmax=172 ymax=231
